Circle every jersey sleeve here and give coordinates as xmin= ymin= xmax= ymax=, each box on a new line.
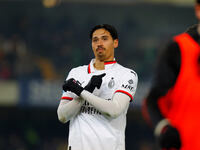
xmin=115 ymin=70 xmax=138 ymax=101
xmin=61 ymin=68 xmax=79 ymax=100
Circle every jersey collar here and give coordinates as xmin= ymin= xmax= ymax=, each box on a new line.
xmin=88 ymin=59 xmax=117 ymax=74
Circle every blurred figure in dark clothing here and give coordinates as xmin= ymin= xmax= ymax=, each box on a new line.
xmin=142 ymin=0 xmax=200 ymax=150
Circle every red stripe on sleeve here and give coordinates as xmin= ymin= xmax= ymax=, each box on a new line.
xmin=61 ymin=97 xmax=73 ymax=100
xmin=115 ymin=90 xmax=133 ymax=101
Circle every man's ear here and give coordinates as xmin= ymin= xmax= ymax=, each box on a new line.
xmin=114 ymin=39 xmax=119 ymax=48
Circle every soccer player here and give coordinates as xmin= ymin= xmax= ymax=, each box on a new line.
xmin=142 ymin=0 xmax=200 ymax=150
xmin=57 ymin=24 xmax=138 ymax=150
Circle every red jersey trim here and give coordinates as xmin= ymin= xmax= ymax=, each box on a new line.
xmin=88 ymin=60 xmax=117 ymax=74
xmin=104 ymin=61 xmax=117 ymax=65
xmin=88 ymin=64 xmax=91 ymax=74
xmin=115 ymin=90 xmax=133 ymax=101
xmin=61 ymin=97 xmax=73 ymax=100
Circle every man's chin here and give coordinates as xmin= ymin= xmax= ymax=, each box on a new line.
xmin=97 ymin=55 xmax=105 ymax=61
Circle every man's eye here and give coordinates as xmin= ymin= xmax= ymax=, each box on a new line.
xmin=103 ymin=37 xmax=108 ymax=40
xmin=93 ymin=39 xmax=98 ymax=42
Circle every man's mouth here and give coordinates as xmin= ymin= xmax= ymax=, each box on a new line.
xmin=96 ymin=47 xmax=105 ymax=52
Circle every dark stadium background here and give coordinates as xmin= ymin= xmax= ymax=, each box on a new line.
xmin=0 ymin=0 xmax=196 ymax=149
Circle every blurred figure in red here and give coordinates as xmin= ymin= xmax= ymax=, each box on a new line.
xmin=142 ymin=0 xmax=200 ymax=150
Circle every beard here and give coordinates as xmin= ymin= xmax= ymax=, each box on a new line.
xmin=96 ymin=53 xmax=106 ymax=61
xmin=96 ymin=46 xmax=106 ymax=60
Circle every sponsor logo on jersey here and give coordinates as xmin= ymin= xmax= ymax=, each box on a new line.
xmin=108 ymin=77 xmax=115 ymax=89
xmin=80 ymin=99 xmax=111 ymax=115
xmin=122 ymin=84 xmax=134 ymax=92
xmin=81 ymin=101 xmax=101 ymax=115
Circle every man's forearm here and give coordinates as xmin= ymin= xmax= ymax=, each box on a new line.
xmin=80 ymin=90 xmax=130 ymax=118
xmin=57 ymin=98 xmax=84 ymax=123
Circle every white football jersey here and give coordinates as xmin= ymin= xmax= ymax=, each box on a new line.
xmin=61 ymin=59 xmax=138 ymax=150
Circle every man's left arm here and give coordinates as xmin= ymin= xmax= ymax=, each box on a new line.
xmin=80 ymin=91 xmax=129 ymax=118
xmin=81 ymin=71 xmax=138 ymax=118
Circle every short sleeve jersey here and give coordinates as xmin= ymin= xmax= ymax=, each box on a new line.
xmin=61 ymin=59 xmax=138 ymax=150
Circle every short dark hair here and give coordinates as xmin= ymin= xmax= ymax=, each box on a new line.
xmin=89 ymin=24 xmax=118 ymax=40
xmin=197 ymin=0 xmax=200 ymax=4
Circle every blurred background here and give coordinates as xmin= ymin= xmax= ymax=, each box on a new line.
xmin=0 ymin=0 xmax=196 ymax=150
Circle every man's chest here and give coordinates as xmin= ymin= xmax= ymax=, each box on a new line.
xmin=76 ymin=71 xmax=123 ymax=99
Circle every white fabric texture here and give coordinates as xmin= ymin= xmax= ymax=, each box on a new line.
xmin=80 ymin=90 xmax=130 ymax=118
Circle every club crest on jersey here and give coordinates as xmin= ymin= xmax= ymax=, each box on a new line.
xmin=108 ymin=77 xmax=115 ymax=89
xmin=128 ymin=79 xmax=134 ymax=84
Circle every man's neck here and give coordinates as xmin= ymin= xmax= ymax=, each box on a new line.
xmin=94 ymin=59 xmax=105 ymax=70
xmin=93 ymin=57 xmax=115 ymax=70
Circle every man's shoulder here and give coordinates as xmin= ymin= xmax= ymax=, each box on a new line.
xmin=115 ymin=63 xmax=138 ymax=78
xmin=70 ymin=65 xmax=88 ymax=73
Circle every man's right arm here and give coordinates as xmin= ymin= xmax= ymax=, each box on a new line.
xmin=57 ymin=68 xmax=84 ymax=123
xmin=57 ymin=97 xmax=84 ymax=123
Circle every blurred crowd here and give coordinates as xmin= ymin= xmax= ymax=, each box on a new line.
xmin=0 ymin=2 xmax=194 ymax=150
xmin=0 ymin=33 xmax=59 ymax=80
xmin=0 ymin=133 xmax=67 ymax=150
xmin=0 ymin=2 xmax=168 ymax=81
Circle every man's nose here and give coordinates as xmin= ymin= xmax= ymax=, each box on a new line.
xmin=97 ymin=39 xmax=103 ymax=45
